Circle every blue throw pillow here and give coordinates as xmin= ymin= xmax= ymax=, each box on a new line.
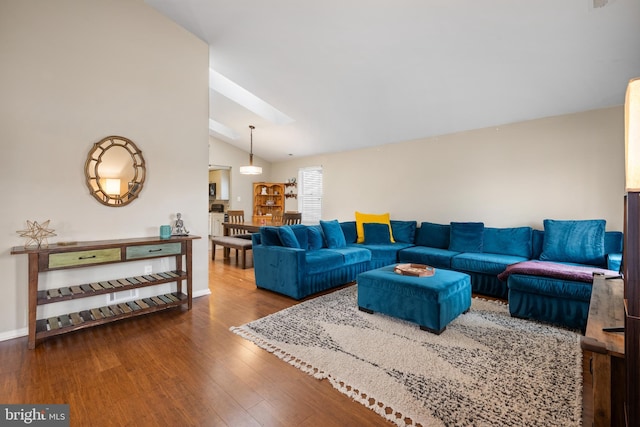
xmin=278 ymin=225 xmax=300 ymax=248
xmin=260 ymin=226 xmax=282 ymax=246
xmin=340 ymin=221 xmax=358 ymax=244
xmin=540 ymin=219 xmax=606 ymax=266
xmin=363 ymin=223 xmax=392 ymax=244
xmin=307 ymin=226 xmax=324 ymax=250
xmin=415 ymin=222 xmax=450 ymax=248
xmin=390 ymin=220 xmax=417 ymax=244
xmin=290 ymin=224 xmax=308 ymax=249
xmin=483 ymin=227 xmax=532 ymax=258
xmin=320 ymin=219 xmax=347 ymax=248
xmin=449 ymin=222 xmax=484 ymax=253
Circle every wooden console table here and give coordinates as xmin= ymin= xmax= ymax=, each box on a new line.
xmin=581 ymin=274 xmax=626 ymax=427
xmin=11 ymin=235 xmax=200 ymax=349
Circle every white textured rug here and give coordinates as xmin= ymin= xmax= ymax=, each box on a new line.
xmin=230 ymin=286 xmax=582 ymax=427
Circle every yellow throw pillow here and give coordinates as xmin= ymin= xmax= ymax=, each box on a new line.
xmin=355 ymin=211 xmax=395 ymax=243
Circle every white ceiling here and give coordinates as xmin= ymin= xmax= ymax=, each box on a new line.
xmin=147 ymin=0 xmax=640 ymax=162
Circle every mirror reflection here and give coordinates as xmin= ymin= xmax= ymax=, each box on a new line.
xmin=85 ymin=136 xmax=146 ymax=207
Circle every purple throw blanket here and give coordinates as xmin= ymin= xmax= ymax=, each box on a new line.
xmin=497 ymin=260 xmax=619 ymax=283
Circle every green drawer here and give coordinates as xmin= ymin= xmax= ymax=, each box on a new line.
xmin=49 ymin=248 xmax=121 ymax=269
xmin=126 ymin=243 xmax=182 ymax=260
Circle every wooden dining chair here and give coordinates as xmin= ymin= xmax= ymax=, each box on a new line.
xmin=271 ymin=211 xmax=283 ymax=225
xmin=225 ymin=210 xmax=251 ymax=258
xmin=283 ymin=212 xmax=302 ymax=225
xmin=227 ymin=210 xmax=245 ymax=226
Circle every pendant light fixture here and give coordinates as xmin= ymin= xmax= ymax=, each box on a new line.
xmin=239 ymin=125 xmax=262 ymax=175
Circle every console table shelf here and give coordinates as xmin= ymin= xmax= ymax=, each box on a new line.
xmin=11 ymin=235 xmax=200 ymax=349
xmin=35 ymin=291 xmax=188 ymax=339
xmin=36 ymin=270 xmax=187 ymax=305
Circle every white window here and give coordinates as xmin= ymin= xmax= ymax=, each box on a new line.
xmin=298 ymin=166 xmax=323 ymax=224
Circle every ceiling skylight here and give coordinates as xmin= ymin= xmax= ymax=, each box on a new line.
xmin=209 ymin=68 xmax=294 ymax=126
xmin=208 ymin=119 xmax=240 ymax=140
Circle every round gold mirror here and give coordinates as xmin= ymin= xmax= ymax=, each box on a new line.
xmin=85 ymin=136 xmax=146 ymax=207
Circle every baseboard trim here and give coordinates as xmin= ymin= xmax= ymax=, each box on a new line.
xmin=0 ymin=327 xmax=28 ymax=343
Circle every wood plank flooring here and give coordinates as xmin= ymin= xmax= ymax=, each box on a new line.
xmin=0 ymin=248 xmax=594 ymax=426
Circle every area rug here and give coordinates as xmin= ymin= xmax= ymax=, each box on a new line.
xmin=230 ymin=285 xmax=582 ymax=427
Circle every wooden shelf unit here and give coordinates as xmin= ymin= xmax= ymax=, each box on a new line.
xmin=11 ymin=235 xmax=200 ymax=349
xmin=284 ymin=182 xmax=298 ymax=199
xmin=252 ymin=182 xmax=285 ymax=223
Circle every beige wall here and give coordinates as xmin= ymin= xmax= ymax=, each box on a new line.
xmin=209 ymin=136 xmax=272 ymax=215
xmin=0 ymin=0 xmax=210 ymax=339
xmin=271 ymin=106 xmax=625 ymax=231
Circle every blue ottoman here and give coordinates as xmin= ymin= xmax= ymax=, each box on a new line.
xmin=357 ymin=265 xmax=471 ymax=334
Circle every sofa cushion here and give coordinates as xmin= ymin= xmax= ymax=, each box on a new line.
xmin=363 ymin=223 xmax=392 ymax=244
xmin=305 ymin=250 xmax=344 ymax=274
xmin=326 ymin=247 xmax=372 ymax=265
xmin=260 ymin=226 xmax=282 ymax=246
xmin=539 ymin=219 xmax=606 ymax=266
xmin=451 ymin=252 xmax=529 ymax=275
xmin=532 ymin=229 xmax=545 ymax=259
xmin=415 ymin=222 xmax=450 ymax=249
xmin=507 ymin=273 xmax=592 ymax=302
xmin=355 ymin=211 xmax=395 ymax=243
xmin=449 ymin=222 xmax=484 ymax=253
xmin=290 ymin=224 xmax=309 ymax=249
xmin=397 ymin=246 xmax=460 ymax=269
xmin=390 ymin=220 xmax=417 ymax=244
xmin=357 ymin=242 xmax=413 ymax=262
xmin=278 ymin=226 xmax=300 ymax=248
xmin=307 ymin=226 xmax=324 ymax=250
xmin=605 ymin=231 xmax=624 ymax=254
xmin=320 ymin=219 xmax=347 ymax=249
xmin=340 ymin=221 xmax=358 ymax=244
xmin=483 ymin=227 xmax=533 ymax=258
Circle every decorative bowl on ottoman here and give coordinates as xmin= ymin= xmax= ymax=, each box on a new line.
xmin=357 ymin=264 xmax=471 ymax=334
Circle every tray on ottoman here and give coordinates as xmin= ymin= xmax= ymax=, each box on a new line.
xmin=357 ymin=264 xmax=471 ymax=334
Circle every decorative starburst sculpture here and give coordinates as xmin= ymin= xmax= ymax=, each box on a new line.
xmin=16 ymin=220 xmax=57 ymax=248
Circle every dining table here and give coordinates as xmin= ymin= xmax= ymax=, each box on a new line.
xmin=222 ymin=219 xmax=283 ymax=236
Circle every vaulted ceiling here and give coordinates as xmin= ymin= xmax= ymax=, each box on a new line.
xmin=147 ymin=0 xmax=640 ymax=162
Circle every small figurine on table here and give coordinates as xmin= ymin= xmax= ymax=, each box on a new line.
xmin=172 ymin=213 xmax=190 ymax=236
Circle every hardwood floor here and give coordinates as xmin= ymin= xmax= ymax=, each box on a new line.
xmin=0 ymin=248 xmax=594 ymax=426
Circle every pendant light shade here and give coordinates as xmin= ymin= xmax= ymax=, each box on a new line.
xmin=239 ymin=125 xmax=263 ymax=175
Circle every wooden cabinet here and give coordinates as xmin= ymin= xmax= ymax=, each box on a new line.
xmin=210 ymin=213 xmax=225 ymax=236
xmin=252 ymin=182 xmax=285 ymax=222
xmin=11 ymin=235 xmax=200 ymax=349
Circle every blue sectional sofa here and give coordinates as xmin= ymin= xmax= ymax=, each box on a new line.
xmin=500 ymin=220 xmax=623 ymax=331
xmin=252 ymin=222 xmax=372 ymax=300
xmin=251 ymin=218 xmax=622 ymax=331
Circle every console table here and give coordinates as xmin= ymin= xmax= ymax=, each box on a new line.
xmin=581 ymin=274 xmax=626 ymax=427
xmin=11 ymin=235 xmax=200 ymax=349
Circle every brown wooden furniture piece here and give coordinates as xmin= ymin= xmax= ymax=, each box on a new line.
xmin=252 ymin=182 xmax=285 ymax=223
xmin=226 ymin=210 xmax=245 ymax=228
xmin=581 ymin=274 xmax=626 ymax=427
xmin=10 ymin=235 xmax=199 ymax=349
xmin=211 ymin=236 xmax=253 ymax=269
xmin=283 ymin=212 xmax=302 ymax=225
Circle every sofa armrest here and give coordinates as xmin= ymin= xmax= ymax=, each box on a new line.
xmin=607 ymin=253 xmax=622 ymax=273
xmin=253 ymin=245 xmax=307 ymax=299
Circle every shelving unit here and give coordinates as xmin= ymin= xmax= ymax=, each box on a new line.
xmin=285 ymin=182 xmax=298 ymax=199
xmin=253 ymin=182 xmax=285 ymax=222
xmin=11 ymin=235 xmax=200 ymax=349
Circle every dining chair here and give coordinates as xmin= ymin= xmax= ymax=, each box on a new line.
xmin=271 ymin=211 xmax=283 ymax=225
xmin=283 ymin=212 xmax=302 ymax=225
xmin=225 ymin=210 xmax=252 ymax=258
xmin=227 ymin=210 xmax=245 ymax=225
